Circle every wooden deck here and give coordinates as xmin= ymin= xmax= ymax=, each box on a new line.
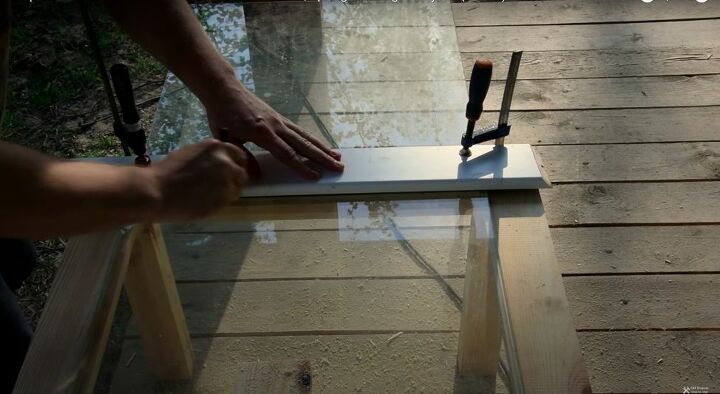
xmin=454 ymin=1 xmax=720 ymax=392
xmin=107 ymin=1 xmax=720 ymax=393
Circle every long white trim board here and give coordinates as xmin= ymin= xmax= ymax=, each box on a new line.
xmin=87 ymin=144 xmax=549 ymax=198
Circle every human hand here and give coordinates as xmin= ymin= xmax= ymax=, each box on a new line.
xmin=204 ymin=84 xmax=344 ymax=180
xmin=150 ymin=139 xmax=248 ymax=220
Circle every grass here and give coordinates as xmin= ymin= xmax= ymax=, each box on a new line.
xmin=1 ymin=0 xmax=165 ymax=157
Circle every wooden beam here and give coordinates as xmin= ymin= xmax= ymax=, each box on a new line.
xmin=536 ymin=142 xmax=720 ymax=183
xmin=488 ymin=190 xmax=591 ymax=394
xmin=456 ymin=20 xmax=719 ymax=52
xmin=565 ymin=274 xmax=720 ymax=331
xmin=452 ymin=0 xmax=720 ymax=27
xmin=124 ymin=223 xmax=193 ymax=380
xmin=461 ymin=48 xmax=720 ymax=81
xmin=542 ymin=182 xmax=720 ymax=226
xmin=553 ymin=225 xmax=720 ymax=275
xmin=14 ymin=228 xmax=137 ymax=394
xmin=457 ymin=198 xmax=502 ymax=378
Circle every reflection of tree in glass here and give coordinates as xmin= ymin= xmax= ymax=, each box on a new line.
xmin=148 ymin=1 xmax=471 ymax=154
xmin=148 ymin=4 xmax=255 ymax=154
xmin=343 ymin=200 xmax=399 ymax=238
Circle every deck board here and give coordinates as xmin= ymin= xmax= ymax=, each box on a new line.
xmin=452 ymin=0 xmax=720 ymax=26
xmin=553 ymin=226 xmax=720 ymax=275
xmin=123 ymin=272 xmax=718 ymax=335
xmin=581 ymin=331 xmax=720 ymax=393
xmin=536 ymin=142 xmax=720 ymax=183
xmin=565 ymin=274 xmax=720 ymax=330
xmin=162 ymin=225 xmax=720 ymax=278
xmin=542 ymin=182 xmax=720 ymax=226
xmin=461 ymin=48 xmax=720 ymax=80
xmin=267 ymin=75 xmax=720 ymax=114
xmin=456 ymin=20 xmax=720 ymax=52
xmin=110 ymin=332 xmax=720 ymax=394
xmin=110 ymin=334 xmax=505 ymax=394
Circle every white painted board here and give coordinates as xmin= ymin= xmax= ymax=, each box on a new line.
xmin=86 ymin=144 xmax=549 ymax=198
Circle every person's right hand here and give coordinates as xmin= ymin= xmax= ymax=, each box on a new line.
xmin=149 ymin=139 xmax=248 ymax=220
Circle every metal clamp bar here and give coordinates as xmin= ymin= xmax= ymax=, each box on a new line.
xmin=496 ymin=51 xmax=523 ymax=146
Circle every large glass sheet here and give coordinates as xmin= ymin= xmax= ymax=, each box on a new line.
xmin=109 ymin=195 xmax=506 ymax=392
xmin=148 ymin=1 xmax=476 ymax=154
xmin=113 ymin=2 xmax=509 ymax=393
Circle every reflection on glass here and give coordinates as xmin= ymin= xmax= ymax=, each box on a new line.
xmin=148 ymin=1 xmax=470 ymax=154
xmin=125 ymin=2 xmax=509 ymax=392
xmin=110 ymin=196 xmax=500 ymax=392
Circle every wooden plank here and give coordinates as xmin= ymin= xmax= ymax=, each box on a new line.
xmin=164 ymin=230 xmax=469 ymax=281
xmin=579 ymin=331 xmax=720 ymax=393
xmin=110 ymin=334 xmax=503 ymax=394
xmin=287 ymin=76 xmax=720 ymax=113
xmin=14 ymin=228 xmax=136 ymax=394
xmin=148 ymin=248 xmax=718 ymax=334
xmin=488 ymin=190 xmax=590 ymax=393
xmin=110 ymin=332 xmax=720 ymax=393
xmin=552 ymin=226 xmax=720 ymax=274
xmin=495 ymin=75 xmax=720 ymax=110
xmin=457 ymin=198 xmax=501 ymax=377
xmin=129 ymin=278 xmax=464 ymax=335
xmin=124 ymin=224 xmax=193 ymax=380
xmin=503 ymin=107 xmax=720 ymax=145
xmin=542 ymin=182 xmax=720 ymax=226
xmin=535 ymin=142 xmax=720 ymax=183
xmin=156 ymin=246 xmax=719 ymax=334
xmin=565 ymin=274 xmax=720 ymax=331
xmin=456 ymin=20 xmax=720 ymax=52
xmin=163 ymin=225 xmax=720 ymax=278
xmin=289 ymin=107 xmax=720 ymax=147
xmin=453 ymin=0 xmax=720 ymax=26
xmin=461 ymin=48 xmax=720 ymax=80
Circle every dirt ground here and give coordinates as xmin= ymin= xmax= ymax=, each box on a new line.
xmin=2 ymin=0 xmax=165 ymax=328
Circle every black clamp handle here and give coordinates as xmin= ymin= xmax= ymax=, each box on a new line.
xmin=461 ymin=59 xmax=493 ymax=154
xmin=465 ymin=59 xmax=493 ymax=122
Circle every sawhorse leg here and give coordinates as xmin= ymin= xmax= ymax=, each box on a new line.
xmin=457 ymin=197 xmax=502 ymax=382
xmin=124 ymin=223 xmax=193 ymax=380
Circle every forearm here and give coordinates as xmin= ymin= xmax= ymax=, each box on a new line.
xmin=102 ymin=0 xmax=239 ymax=109
xmin=0 ymin=142 xmax=159 ymax=239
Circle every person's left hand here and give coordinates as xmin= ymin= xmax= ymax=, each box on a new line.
xmin=204 ymin=83 xmax=344 ymax=180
